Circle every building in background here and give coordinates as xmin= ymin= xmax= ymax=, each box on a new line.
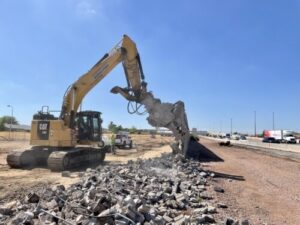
xmin=4 ymin=123 xmax=31 ymax=132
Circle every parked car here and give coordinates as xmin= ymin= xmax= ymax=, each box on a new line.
xmin=262 ymin=137 xmax=280 ymax=143
xmin=115 ymin=132 xmax=133 ymax=149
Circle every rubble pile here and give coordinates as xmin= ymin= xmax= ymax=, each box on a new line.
xmin=0 ymin=154 xmax=240 ymax=225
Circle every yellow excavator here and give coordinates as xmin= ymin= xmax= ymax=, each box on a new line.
xmin=7 ymin=35 xmax=198 ymax=171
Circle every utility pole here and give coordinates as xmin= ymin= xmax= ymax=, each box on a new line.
xmin=7 ymin=105 xmax=13 ymax=140
xmin=254 ymin=110 xmax=256 ymax=137
xmin=230 ymin=118 xmax=232 ymax=136
xmin=272 ymin=112 xmax=275 ymax=130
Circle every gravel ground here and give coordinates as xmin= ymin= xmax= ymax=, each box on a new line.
xmin=201 ymin=138 xmax=300 ymax=225
xmin=1 ymin=153 xmax=245 ymax=225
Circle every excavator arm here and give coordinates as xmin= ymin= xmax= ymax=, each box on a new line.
xmin=60 ymin=35 xmax=146 ymax=127
xmin=60 ymin=34 xmax=195 ymax=156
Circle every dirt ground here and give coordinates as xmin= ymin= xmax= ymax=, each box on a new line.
xmin=201 ymin=138 xmax=300 ymax=225
xmin=1 ymin=135 xmax=299 ymax=225
xmin=0 ymin=135 xmax=172 ymax=201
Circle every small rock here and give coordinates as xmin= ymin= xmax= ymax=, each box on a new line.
xmin=225 ymin=218 xmax=239 ymax=225
xmin=174 ymin=214 xmax=185 ymax=225
xmin=46 ymin=199 xmax=58 ymax=210
xmin=217 ymin=203 xmax=228 ymax=208
xmin=61 ymin=171 xmax=71 ymax=177
xmin=76 ymin=215 xmax=84 ymax=223
xmin=86 ymin=168 xmax=92 ymax=172
xmin=199 ymin=192 xmax=213 ymax=200
xmin=207 ymin=206 xmax=217 ymax=213
xmin=25 ymin=211 xmax=34 ymax=220
xmin=4 ymin=200 xmax=17 ymax=209
xmin=77 ymin=172 xmax=85 ymax=177
xmin=26 ymin=192 xmax=40 ymax=203
xmin=193 ymin=207 xmax=207 ymax=214
xmin=163 ymin=215 xmax=173 ymax=223
xmin=198 ymin=214 xmax=215 ymax=223
xmin=175 ymin=193 xmax=187 ymax=202
xmin=153 ymin=215 xmax=164 ymax=225
xmin=11 ymin=212 xmax=34 ymax=225
xmin=138 ymin=204 xmax=150 ymax=214
xmin=0 ymin=207 xmax=13 ymax=216
xmin=200 ymin=171 xmax=208 ymax=177
xmin=241 ymin=219 xmax=250 ymax=225
xmin=214 ymin=186 xmax=225 ymax=193
xmin=202 ymin=214 xmax=215 ymax=223
xmin=72 ymin=190 xmax=84 ymax=199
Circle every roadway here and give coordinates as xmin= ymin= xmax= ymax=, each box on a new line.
xmin=203 ymin=136 xmax=300 ymax=160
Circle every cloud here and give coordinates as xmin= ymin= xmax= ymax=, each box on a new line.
xmin=76 ymin=0 xmax=97 ymax=17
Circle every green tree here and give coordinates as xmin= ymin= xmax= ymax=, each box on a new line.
xmin=0 ymin=116 xmax=18 ymax=131
xmin=108 ymin=121 xmax=117 ymax=133
xmin=116 ymin=125 xmax=123 ymax=133
xmin=129 ymin=126 xmax=137 ymax=134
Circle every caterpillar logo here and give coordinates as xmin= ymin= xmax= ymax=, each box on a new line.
xmin=37 ymin=121 xmax=50 ymax=140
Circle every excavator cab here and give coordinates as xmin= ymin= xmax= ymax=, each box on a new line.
xmin=76 ymin=111 xmax=103 ymax=143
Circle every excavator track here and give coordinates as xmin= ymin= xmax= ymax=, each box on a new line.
xmin=7 ymin=151 xmax=31 ymax=168
xmin=7 ymin=147 xmax=106 ymax=171
xmin=7 ymin=148 xmax=52 ymax=169
xmin=47 ymin=148 xmax=106 ymax=171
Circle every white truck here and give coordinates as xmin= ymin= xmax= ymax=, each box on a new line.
xmin=115 ymin=131 xmax=133 ymax=149
xmin=263 ymin=130 xmax=296 ymax=144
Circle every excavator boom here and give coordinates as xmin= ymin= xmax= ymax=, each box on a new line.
xmin=60 ymin=35 xmax=146 ymax=128
xmin=60 ymin=34 xmax=196 ymax=156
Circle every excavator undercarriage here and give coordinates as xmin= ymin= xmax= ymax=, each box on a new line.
xmin=7 ymin=147 xmax=106 ymax=171
xmin=7 ymin=110 xmax=108 ymax=171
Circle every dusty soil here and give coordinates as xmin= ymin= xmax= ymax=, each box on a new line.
xmin=0 ymin=135 xmax=172 ymax=201
xmin=1 ymin=135 xmax=299 ymax=225
xmin=201 ymin=138 xmax=300 ymax=225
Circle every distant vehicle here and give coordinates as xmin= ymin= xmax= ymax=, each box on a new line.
xmin=283 ymin=134 xmax=297 ymax=144
xmin=262 ymin=137 xmax=281 ymax=144
xmin=231 ymin=134 xmax=240 ymax=140
xmin=115 ymin=132 xmax=133 ymax=149
xmin=240 ymin=136 xmax=247 ymax=140
xmin=263 ymin=130 xmax=296 ymax=144
xmin=217 ymin=133 xmax=227 ymax=138
xmin=219 ymin=138 xmax=231 ymax=146
xmin=157 ymin=128 xmax=173 ymax=137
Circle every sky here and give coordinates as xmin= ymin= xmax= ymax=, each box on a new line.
xmin=1 ymin=0 xmax=300 ymax=134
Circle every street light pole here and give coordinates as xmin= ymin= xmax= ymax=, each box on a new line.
xmin=7 ymin=105 xmax=13 ymax=140
xmin=254 ymin=110 xmax=256 ymax=137
xmin=272 ymin=112 xmax=275 ymax=130
xmin=230 ymin=118 xmax=232 ymax=136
